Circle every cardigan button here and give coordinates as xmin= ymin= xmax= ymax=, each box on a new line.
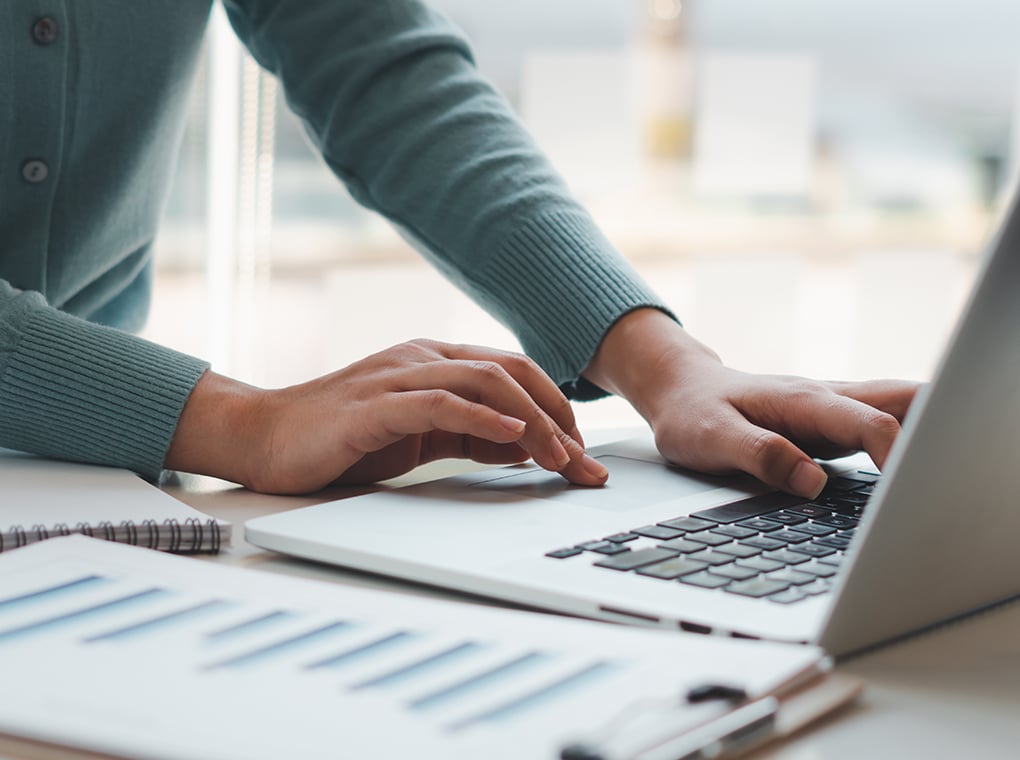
xmin=32 ymin=16 xmax=59 ymax=45
xmin=21 ymin=159 xmax=49 ymax=184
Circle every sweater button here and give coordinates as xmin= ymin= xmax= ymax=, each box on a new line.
xmin=21 ymin=159 xmax=49 ymax=184
xmin=32 ymin=16 xmax=59 ymax=45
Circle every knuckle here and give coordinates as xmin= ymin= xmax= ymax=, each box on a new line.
xmin=742 ymin=429 xmax=788 ymax=467
xmin=867 ymin=410 xmax=900 ymax=436
xmin=468 ymin=360 xmax=511 ymax=384
xmin=406 ymin=338 xmax=443 ymax=357
xmin=421 ymin=388 xmax=452 ymax=414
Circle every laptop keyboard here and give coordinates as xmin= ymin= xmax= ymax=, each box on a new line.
xmin=544 ymin=471 xmax=878 ymax=605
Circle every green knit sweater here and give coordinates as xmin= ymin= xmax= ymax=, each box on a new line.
xmin=0 ymin=0 xmax=667 ymax=480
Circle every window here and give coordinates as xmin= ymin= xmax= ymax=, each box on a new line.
xmin=147 ymin=1 xmax=1020 ymax=428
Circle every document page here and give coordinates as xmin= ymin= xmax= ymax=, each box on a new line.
xmin=0 ymin=537 xmax=826 ymax=760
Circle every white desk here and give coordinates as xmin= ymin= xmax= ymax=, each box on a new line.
xmin=156 ymin=463 xmax=1020 ymax=760
xmin=3 ymin=455 xmax=1013 ymax=760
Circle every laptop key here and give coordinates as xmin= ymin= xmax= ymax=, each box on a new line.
xmin=735 ymin=518 xmax=785 ymax=532
xmin=711 ymin=524 xmax=757 ymax=539
xmin=788 ymin=542 xmax=836 ymax=558
xmin=685 ymin=531 xmax=733 ymax=547
xmin=592 ymin=543 xmax=632 ymax=555
xmin=736 ymin=556 xmax=785 ymax=573
xmin=800 ymin=579 xmax=832 ymax=596
xmin=814 ymin=535 xmax=852 ymax=550
xmin=713 ymin=543 xmax=761 ymax=559
xmin=691 ymin=492 xmax=807 ymax=524
xmin=765 ymin=568 xmax=816 ymax=586
xmin=637 ymin=557 xmax=709 ymax=579
xmin=656 ymin=517 xmax=716 ymax=533
xmin=685 ymin=549 xmax=737 ymax=566
xmin=632 ymin=525 xmax=685 ymax=540
xmin=796 ymin=561 xmax=838 ymax=578
xmin=771 ymin=529 xmax=813 ymax=544
xmin=594 ymin=547 xmax=679 ymax=571
xmin=815 ymin=515 xmax=858 ymax=529
xmin=825 ymin=476 xmax=873 ymax=492
xmin=679 ymin=571 xmax=731 ymax=589
xmin=784 ymin=505 xmax=833 ymax=519
xmin=657 ymin=537 xmax=705 ymax=554
xmin=817 ymin=554 xmax=844 ymax=567
xmin=768 ymin=588 xmax=809 ymax=604
xmin=785 ymin=522 xmax=835 ymax=537
xmin=741 ymin=536 xmax=786 ymax=552
xmin=760 ymin=512 xmax=808 ymax=526
xmin=726 ymin=578 xmax=790 ymax=598
xmin=604 ymin=532 xmax=640 ymax=543
xmin=763 ymin=549 xmax=811 ymax=565
xmin=707 ymin=564 xmax=759 ymax=582
xmin=545 ymin=547 xmax=583 ymax=559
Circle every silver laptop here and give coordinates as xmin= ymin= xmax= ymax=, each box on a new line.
xmin=247 ymin=188 xmax=1020 ymax=658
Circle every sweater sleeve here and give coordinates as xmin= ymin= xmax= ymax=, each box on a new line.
xmin=222 ymin=0 xmax=675 ymax=399
xmin=0 ymin=281 xmax=209 ymax=479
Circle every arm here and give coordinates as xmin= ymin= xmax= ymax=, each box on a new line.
xmin=0 ymin=280 xmax=208 ymax=479
xmin=222 ymin=0 xmax=667 ymax=395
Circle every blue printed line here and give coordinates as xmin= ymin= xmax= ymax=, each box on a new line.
xmin=0 ymin=588 xmax=168 ymax=643
xmin=0 ymin=576 xmax=108 ymax=612
xmin=448 ymin=661 xmax=619 ymax=731
xmin=305 ymin=631 xmax=417 ymax=670
xmin=351 ymin=641 xmax=484 ymax=691
xmin=83 ymin=599 xmax=230 ymax=642
xmin=408 ymin=651 xmax=550 ymax=711
xmin=205 ymin=621 xmax=351 ymax=669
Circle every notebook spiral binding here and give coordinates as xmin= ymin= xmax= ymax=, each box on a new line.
xmin=0 ymin=518 xmax=221 ymax=554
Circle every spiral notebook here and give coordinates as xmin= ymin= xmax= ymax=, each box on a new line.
xmin=0 ymin=449 xmax=230 ymax=554
xmin=0 ymin=536 xmax=857 ymax=760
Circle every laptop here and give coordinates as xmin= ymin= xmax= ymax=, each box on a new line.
xmin=247 ymin=188 xmax=1020 ymax=658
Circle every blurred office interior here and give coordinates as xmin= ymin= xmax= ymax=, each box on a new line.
xmin=147 ymin=0 xmax=1020 ymax=429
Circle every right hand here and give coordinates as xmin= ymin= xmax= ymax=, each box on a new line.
xmin=165 ymin=339 xmax=609 ymax=494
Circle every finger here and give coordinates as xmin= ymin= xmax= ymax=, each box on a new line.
xmin=789 ymin=393 xmax=903 ymax=470
xmin=828 ymin=379 xmax=920 ymax=421
xmin=724 ymin=415 xmax=829 ymax=497
xmin=420 ymin=433 xmax=531 ymax=466
xmin=361 ymin=390 xmax=529 ymax=452
xmin=441 ymin=344 xmax=584 ymax=444
xmin=390 ymin=359 xmax=606 ymax=486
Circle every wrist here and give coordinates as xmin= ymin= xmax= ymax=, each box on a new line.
xmin=164 ymin=370 xmax=267 ymax=486
xmin=583 ymin=308 xmax=720 ymax=422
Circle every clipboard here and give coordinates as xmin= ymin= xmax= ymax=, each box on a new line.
xmin=559 ymin=663 xmax=862 ymax=760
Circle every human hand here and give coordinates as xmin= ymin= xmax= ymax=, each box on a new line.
xmin=166 ymin=339 xmax=609 ymax=494
xmin=584 ymin=309 xmax=920 ymax=498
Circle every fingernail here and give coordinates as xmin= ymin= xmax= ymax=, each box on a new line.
xmin=550 ymin=436 xmax=571 ymax=468
xmin=789 ymin=461 xmax=827 ymax=498
xmin=582 ymin=454 xmax=609 ymax=480
xmin=498 ymin=415 xmax=527 ymax=434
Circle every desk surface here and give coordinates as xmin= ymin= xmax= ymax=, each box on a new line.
xmin=4 ymin=453 xmax=1014 ymax=760
xmin=156 ymin=458 xmax=1020 ymax=760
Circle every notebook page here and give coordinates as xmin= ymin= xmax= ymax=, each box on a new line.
xmin=0 ymin=450 xmax=230 ymax=550
xmin=0 ymin=537 xmax=826 ymax=760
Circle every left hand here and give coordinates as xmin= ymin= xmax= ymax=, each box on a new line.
xmin=584 ymin=309 xmax=920 ymax=498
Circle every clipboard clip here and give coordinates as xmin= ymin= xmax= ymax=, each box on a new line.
xmin=561 ymin=686 xmax=778 ymax=760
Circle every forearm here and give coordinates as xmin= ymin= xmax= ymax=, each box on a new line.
xmin=0 ymin=283 xmax=208 ymax=478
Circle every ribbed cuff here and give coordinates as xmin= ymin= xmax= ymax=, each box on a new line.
xmin=474 ymin=210 xmax=676 ymax=401
xmin=0 ymin=306 xmax=209 ymax=480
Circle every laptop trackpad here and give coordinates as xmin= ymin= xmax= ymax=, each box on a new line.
xmin=470 ymin=455 xmax=726 ymax=513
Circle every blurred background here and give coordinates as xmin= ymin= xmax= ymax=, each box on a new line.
xmin=146 ymin=0 xmax=1020 ymax=429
